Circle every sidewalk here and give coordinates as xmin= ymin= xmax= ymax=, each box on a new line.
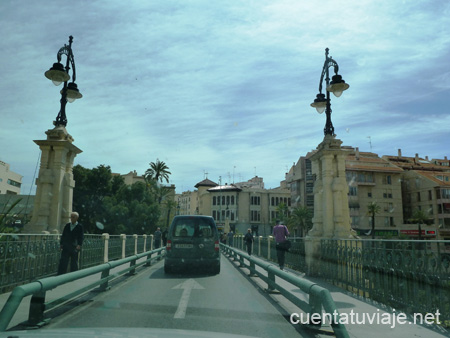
xmin=225 ymin=250 xmax=450 ymax=338
xmin=0 ymin=256 xmax=153 ymax=331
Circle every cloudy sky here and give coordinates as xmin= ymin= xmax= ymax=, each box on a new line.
xmin=1 ymin=0 xmax=449 ymax=195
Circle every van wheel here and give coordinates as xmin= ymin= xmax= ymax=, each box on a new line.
xmin=211 ymin=264 xmax=220 ymax=275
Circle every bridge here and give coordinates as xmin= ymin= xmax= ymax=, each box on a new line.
xmin=0 ymin=234 xmax=449 ymax=337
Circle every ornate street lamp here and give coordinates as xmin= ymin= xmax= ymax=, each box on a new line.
xmin=311 ymin=48 xmax=349 ymax=136
xmin=44 ymin=36 xmax=82 ymax=127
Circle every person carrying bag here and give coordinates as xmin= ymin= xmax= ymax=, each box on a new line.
xmin=273 ymin=220 xmax=290 ymax=270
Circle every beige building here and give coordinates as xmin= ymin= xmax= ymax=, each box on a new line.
xmin=287 ymin=147 xmax=405 ymax=237
xmin=344 ymin=147 xmax=404 ymax=233
xmin=0 ymin=161 xmax=22 ymax=195
xmin=179 ymin=177 xmax=291 ymax=236
xmin=118 ymin=170 xmax=146 ymax=185
xmin=287 ymin=147 xmax=450 ymax=239
xmin=383 ymin=151 xmax=450 ymax=240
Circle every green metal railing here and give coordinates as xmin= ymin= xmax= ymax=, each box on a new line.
xmin=221 ymin=244 xmax=349 ymax=338
xmin=229 ymin=235 xmax=450 ymax=327
xmin=0 ymin=246 xmax=165 ymax=331
xmin=0 ymin=233 xmax=154 ymax=294
xmin=321 ymin=239 xmax=450 ymax=326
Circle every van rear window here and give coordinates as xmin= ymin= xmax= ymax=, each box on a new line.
xmin=172 ymin=218 xmax=215 ymax=238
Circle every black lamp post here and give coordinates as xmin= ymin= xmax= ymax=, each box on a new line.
xmin=311 ymin=48 xmax=349 ymax=136
xmin=44 ymin=36 xmax=82 ymax=127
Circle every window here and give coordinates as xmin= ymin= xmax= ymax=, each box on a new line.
xmin=351 ymin=216 xmax=359 ymax=226
xmin=251 ymin=210 xmax=260 ymax=222
xmin=172 ymin=217 xmax=215 ymax=238
xmin=306 ymin=195 xmax=314 ymax=207
xmin=349 ymin=186 xmax=357 ymax=196
xmin=251 ymin=196 xmax=260 ymax=205
xmin=441 ymin=189 xmax=450 ymax=199
xmin=386 ymin=175 xmax=392 ymax=185
xmin=7 ymin=179 xmax=21 ymax=188
xmin=417 ymin=192 xmax=421 ymax=202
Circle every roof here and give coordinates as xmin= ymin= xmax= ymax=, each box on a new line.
xmin=194 ymin=179 xmax=218 ymax=188
xmin=345 ymin=151 xmax=403 ymax=173
xmin=411 ymin=170 xmax=450 ymax=187
xmin=382 ymin=155 xmax=449 ymax=171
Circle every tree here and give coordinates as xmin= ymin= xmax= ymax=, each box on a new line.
xmin=162 ymin=199 xmax=179 ymax=229
xmin=288 ymin=206 xmax=312 ymax=237
xmin=73 ymin=165 xmax=160 ymax=235
xmin=410 ymin=208 xmax=431 ymax=241
xmin=73 ymin=164 xmax=114 ymax=234
xmin=367 ymin=202 xmax=381 ymax=240
xmin=145 ymin=159 xmax=171 ymax=184
xmin=0 ymin=197 xmax=22 ymax=233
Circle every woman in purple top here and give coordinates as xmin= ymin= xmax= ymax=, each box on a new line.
xmin=272 ymin=219 xmax=289 ymax=270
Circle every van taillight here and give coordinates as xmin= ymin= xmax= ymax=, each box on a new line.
xmin=167 ymin=240 xmax=172 ymax=251
xmin=215 ymin=240 xmax=219 ymax=252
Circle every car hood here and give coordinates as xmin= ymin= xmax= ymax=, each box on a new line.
xmin=0 ymin=328 xmax=259 ymax=338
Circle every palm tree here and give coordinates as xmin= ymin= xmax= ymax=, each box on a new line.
xmin=275 ymin=202 xmax=289 ymax=225
xmin=367 ymin=202 xmax=381 ymax=240
xmin=145 ymin=159 xmax=171 ymax=184
xmin=410 ymin=208 xmax=431 ymax=241
xmin=287 ymin=206 xmax=312 ymax=237
xmin=163 ymin=199 xmax=179 ymax=228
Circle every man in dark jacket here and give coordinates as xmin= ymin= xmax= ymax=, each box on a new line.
xmin=244 ymin=228 xmax=254 ymax=255
xmin=57 ymin=212 xmax=84 ymax=275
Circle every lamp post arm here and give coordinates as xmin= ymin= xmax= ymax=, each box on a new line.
xmin=317 ymin=48 xmax=339 ymax=94
xmin=56 ymin=36 xmax=77 ymax=83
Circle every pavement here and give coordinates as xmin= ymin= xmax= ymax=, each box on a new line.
xmin=1 ymin=252 xmax=449 ymax=337
xmin=223 ymin=249 xmax=450 ymax=338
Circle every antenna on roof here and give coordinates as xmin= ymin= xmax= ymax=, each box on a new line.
xmin=367 ymin=136 xmax=372 ymax=151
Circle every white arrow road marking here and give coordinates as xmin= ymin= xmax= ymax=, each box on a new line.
xmin=172 ymin=278 xmax=205 ymax=319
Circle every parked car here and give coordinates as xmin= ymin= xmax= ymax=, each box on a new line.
xmin=164 ymin=215 xmax=220 ymax=274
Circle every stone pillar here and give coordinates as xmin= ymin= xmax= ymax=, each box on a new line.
xmin=305 ymin=135 xmax=355 ymax=275
xmin=25 ymin=126 xmax=82 ymax=233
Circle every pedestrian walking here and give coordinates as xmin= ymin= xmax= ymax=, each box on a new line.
xmin=221 ymin=232 xmax=227 ymax=244
xmin=273 ymin=220 xmax=289 ymax=270
xmin=227 ymin=231 xmax=234 ymax=247
xmin=244 ymin=228 xmax=254 ymax=255
xmin=154 ymin=227 xmax=162 ymax=248
xmin=57 ymin=212 xmax=84 ymax=275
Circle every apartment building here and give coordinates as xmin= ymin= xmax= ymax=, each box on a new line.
xmin=344 ymin=147 xmax=404 ymax=232
xmin=383 ymin=151 xmax=450 ymax=240
xmin=0 ymin=161 xmax=22 ymax=195
xmin=286 ymin=147 xmax=404 ymax=237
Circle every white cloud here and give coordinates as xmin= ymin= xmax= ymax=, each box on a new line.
xmin=1 ymin=0 xmax=449 ymax=194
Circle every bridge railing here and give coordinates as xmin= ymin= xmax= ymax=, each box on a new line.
xmin=0 ymin=246 xmax=165 ymax=331
xmin=230 ymin=235 xmax=450 ymax=327
xmin=221 ymin=244 xmax=349 ymax=338
xmin=0 ymin=233 xmax=155 ymax=294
